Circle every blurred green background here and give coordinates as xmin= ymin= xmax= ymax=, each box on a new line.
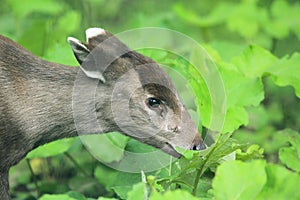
xmin=1 ymin=0 xmax=300 ymax=199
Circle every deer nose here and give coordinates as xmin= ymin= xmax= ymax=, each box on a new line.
xmin=191 ymin=141 xmax=206 ymax=150
xmin=191 ymin=132 xmax=206 ymax=151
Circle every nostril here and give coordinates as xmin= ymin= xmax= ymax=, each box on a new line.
xmin=192 ymin=142 xmax=206 ymax=151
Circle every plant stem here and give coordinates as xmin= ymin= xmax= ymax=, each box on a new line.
xmin=26 ymin=159 xmax=40 ymax=197
xmin=192 ymin=168 xmax=202 ymax=195
xmin=64 ymin=152 xmax=90 ymax=177
xmin=192 ymin=133 xmax=227 ymax=195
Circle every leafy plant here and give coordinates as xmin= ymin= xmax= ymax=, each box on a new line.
xmin=2 ymin=0 xmax=300 ymax=199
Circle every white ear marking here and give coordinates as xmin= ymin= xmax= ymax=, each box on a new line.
xmin=85 ymin=27 xmax=106 ymax=42
xmin=67 ymin=37 xmax=89 ymax=52
xmin=80 ymin=67 xmax=106 ymax=83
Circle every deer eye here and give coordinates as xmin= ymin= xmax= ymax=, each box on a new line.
xmin=147 ymin=97 xmax=161 ymax=108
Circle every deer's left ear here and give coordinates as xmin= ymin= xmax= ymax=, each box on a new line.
xmin=67 ymin=37 xmax=90 ymax=64
xmin=67 ymin=37 xmax=106 ymax=83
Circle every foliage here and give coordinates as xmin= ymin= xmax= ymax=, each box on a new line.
xmin=1 ymin=0 xmax=300 ymax=199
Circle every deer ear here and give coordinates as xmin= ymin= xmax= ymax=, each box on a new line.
xmin=67 ymin=36 xmax=106 ymax=83
xmin=67 ymin=37 xmax=90 ymax=64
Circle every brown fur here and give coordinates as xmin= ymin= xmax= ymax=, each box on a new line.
xmin=0 ymin=31 xmax=205 ymax=199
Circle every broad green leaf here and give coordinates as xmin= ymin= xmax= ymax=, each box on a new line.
xmin=213 ymin=160 xmax=267 ymax=200
xmin=67 ymin=191 xmax=89 ymax=200
xmin=39 ymin=191 xmax=88 ymax=200
xmin=125 ymin=138 xmax=157 ymax=153
xmin=189 ymin=47 xmax=225 ymax=133
xmin=39 ymin=194 xmax=77 ymax=200
xmin=267 ymin=53 xmax=300 ymax=98
xmin=150 ymin=190 xmax=201 ymax=200
xmin=127 ymin=182 xmax=145 ymax=200
xmin=210 ymin=40 xmax=246 ymax=62
xmin=112 ymin=186 xmax=133 ymax=200
xmin=137 ymin=49 xmax=168 ymax=62
xmin=222 ymin=107 xmax=248 ymax=133
xmin=98 ymin=197 xmax=118 ymax=200
xmin=94 ymin=165 xmax=118 ymax=190
xmin=80 ymin=133 xmax=129 ymax=163
xmin=279 ymin=129 xmax=300 ymax=172
xmin=256 ymin=164 xmax=300 ymax=200
xmin=218 ymin=63 xmax=264 ymax=133
xmin=279 ymin=147 xmax=300 ymax=172
xmin=26 ymin=138 xmax=75 ymax=159
xmin=232 ymin=45 xmax=277 ymax=78
xmin=93 ymin=147 xmax=167 ymax=199
xmin=111 ymin=172 xmax=143 ymax=199
xmin=233 ymin=45 xmax=300 ymax=98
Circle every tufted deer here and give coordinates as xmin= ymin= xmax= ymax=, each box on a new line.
xmin=0 ymin=28 xmax=205 ymax=199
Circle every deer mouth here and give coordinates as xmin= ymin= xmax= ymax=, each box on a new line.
xmin=160 ymin=142 xmax=182 ymax=158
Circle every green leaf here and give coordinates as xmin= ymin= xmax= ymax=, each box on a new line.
xmin=256 ymin=164 xmax=300 ymax=200
xmin=39 ymin=194 xmax=77 ymax=200
xmin=80 ymin=133 xmax=129 ymax=163
xmin=279 ymin=147 xmax=300 ymax=172
xmin=39 ymin=191 xmax=88 ymax=200
xmin=137 ymin=49 xmax=168 ymax=62
xmin=210 ymin=40 xmax=247 ymax=62
xmin=168 ymin=134 xmax=243 ymax=192
xmin=267 ymin=53 xmax=300 ymax=98
xmin=112 ymin=186 xmax=133 ymax=200
xmin=150 ymin=190 xmax=201 ymax=200
xmin=175 ymin=146 xmax=198 ymax=160
xmin=125 ymin=138 xmax=157 ymax=153
xmin=98 ymin=197 xmax=118 ymax=200
xmin=94 ymin=165 xmax=118 ymax=190
xmin=233 ymin=45 xmax=300 ymax=98
xmin=223 ymin=107 xmax=248 ymax=133
xmin=111 ymin=172 xmax=143 ymax=199
xmin=213 ymin=160 xmax=267 ymax=200
xmin=236 ymin=144 xmax=264 ymax=161
xmin=188 ymin=47 xmax=225 ymax=133
xmin=127 ymin=182 xmax=145 ymax=200
xmin=26 ymin=138 xmax=75 ymax=159
xmin=279 ymin=129 xmax=300 ymax=172
xmin=67 ymin=191 xmax=89 ymax=200
xmin=95 ymin=160 xmax=147 ymax=199
xmin=218 ymin=63 xmax=264 ymax=133
xmin=232 ymin=45 xmax=278 ymax=78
